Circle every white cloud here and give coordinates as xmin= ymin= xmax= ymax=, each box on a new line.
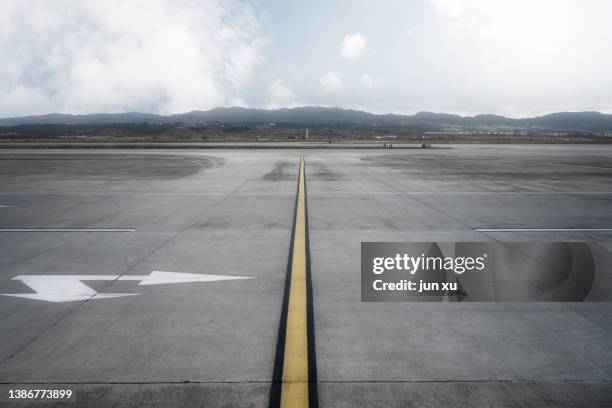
xmin=430 ymin=0 xmax=586 ymax=52
xmin=320 ymin=72 xmax=343 ymax=93
xmin=360 ymin=74 xmax=374 ymax=88
xmin=422 ymin=0 xmax=612 ymax=115
xmin=0 ymin=0 xmax=264 ymax=115
xmin=340 ymin=33 xmax=367 ymax=59
xmin=266 ymin=78 xmax=298 ymax=109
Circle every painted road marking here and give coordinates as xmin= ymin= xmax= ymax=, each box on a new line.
xmin=476 ymin=228 xmax=612 ymax=232
xmin=307 ymin=191 xmax=612 ymax=196
xmin=1 ymin=271 xmax=252 ymax=303
xmin=0 ymin=228 xmax=135 ymax=232
xmin=270 ymin=157 xmax=318 ymax=408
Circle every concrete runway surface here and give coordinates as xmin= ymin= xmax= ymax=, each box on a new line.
xmin=0 ymin=145 xmax=611 ymax=407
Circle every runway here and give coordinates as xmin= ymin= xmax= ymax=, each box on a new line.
xmin=0 ymin=145 xmax=611 ymax=407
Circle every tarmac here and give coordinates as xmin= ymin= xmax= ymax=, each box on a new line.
xmin=0 ymin=145 xmax=611 ymax=407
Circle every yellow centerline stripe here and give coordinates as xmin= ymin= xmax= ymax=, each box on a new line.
xmin=280 ymin=156 xmax=309 ymax=407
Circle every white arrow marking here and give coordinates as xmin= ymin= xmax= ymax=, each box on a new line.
xmin=1 ymin=271 xmax=252 ymax=303
xmin=135 ymin=271 xmax=250 ymax=286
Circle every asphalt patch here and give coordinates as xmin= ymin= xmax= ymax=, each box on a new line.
xmin=0 ymin=154 xmax=225 ymax=180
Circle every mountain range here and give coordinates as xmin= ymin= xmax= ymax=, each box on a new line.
xmin=1 ymin=107 xmax=611 ymax=131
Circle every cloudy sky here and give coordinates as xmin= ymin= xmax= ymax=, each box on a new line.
xmin=1 ymin=0 xmax=611 ymax=117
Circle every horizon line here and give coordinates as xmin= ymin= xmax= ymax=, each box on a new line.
xmin=1 ymin=106 xmax=610 ymax=122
